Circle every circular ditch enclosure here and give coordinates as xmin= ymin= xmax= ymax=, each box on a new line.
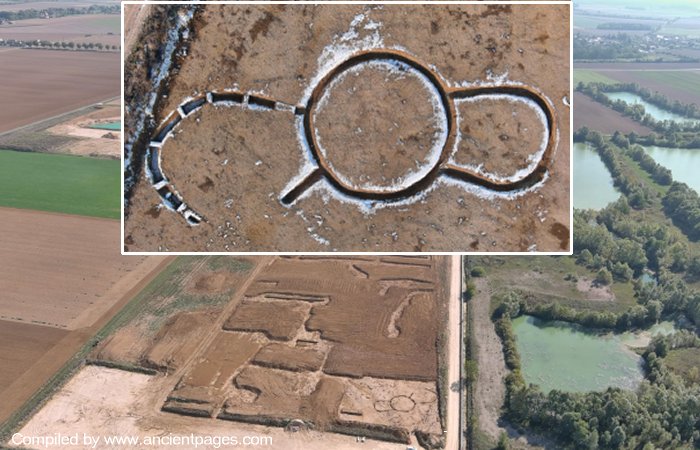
xmin=303 ymin=51 xmax=454 ymax=199
xmin=311 ymin=59 xmax=448 ymax=192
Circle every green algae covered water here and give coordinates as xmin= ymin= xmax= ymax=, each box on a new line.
xmin=88 ymin=121 xmax=121 ymax=131
xmin=512 ymin=315 xmax=645 ymax=393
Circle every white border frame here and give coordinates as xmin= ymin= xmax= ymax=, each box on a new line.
xmin=120 ymin=0 xmax=574 ymax=256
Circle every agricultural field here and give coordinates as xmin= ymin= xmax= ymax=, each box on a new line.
xmin=0 ymin=48 xmax=119 ymax=133
xmin=574 ymin=62 xmax=700 ymax=105
xmin=573 ymin=69 xmax=616 ymax=85
xmin=573 ymin=92 xmax=653 ymax=134
xmin=19 ymin=256 xmax=451 ymax=449
xmin=0 ymin=14 xmax=120 ymax=46
xmin=0 ymin=207 xmax=170 ymax=425
xmin=0 ymin=1 xmax=116 ymax=12
xmin=0 ymin=149 xmax=120 ymax=218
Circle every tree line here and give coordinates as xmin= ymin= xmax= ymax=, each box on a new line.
xmin=577 ymin=83 xmax=700 ymax=144
xmin=663 ymin=182 xmax=700 ymax=242
xmin=0 ymin=39 xmax=119 ymax=51
xmin=0 ymin=5 xmax=119 ymax=22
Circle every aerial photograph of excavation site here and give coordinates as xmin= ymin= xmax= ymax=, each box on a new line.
xmin=4 ymin=255 xmax=463 ymax=450
xmin=123 ymin=3 xmax=571 ymax=252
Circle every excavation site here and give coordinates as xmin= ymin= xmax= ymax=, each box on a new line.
xmin=69 ymin=256 xmax=452 ymax=449
xmin=123 ymin=4 xmax=571 ymax=252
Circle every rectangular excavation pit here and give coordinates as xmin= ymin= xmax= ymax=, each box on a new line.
xmin=181 ymin=97 xmax=206 ymax=115
xmin=211 ymin=91 xmax=244 ymax=104
xmin=154 ymin=115 xmax=181 ymax=142
xmin=148 ymin=148 xmax=165 ymax=182
xmin=247 ymin=95 xmax=276 ymax=110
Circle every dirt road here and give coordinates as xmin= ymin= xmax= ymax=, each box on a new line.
xmin=155 ymin=256 xmax=275 ymax=409
xmin=472 ymin=278 xmax=507 ymax=441
xmin=445 ymin=255 xmax=464 ymax=450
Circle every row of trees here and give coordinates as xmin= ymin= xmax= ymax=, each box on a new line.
xmin=0 ymin=5 xmax=119 ymax=22
xmin=574 ymin=33 xmax=648 ymax=61
xmin=577 ymin=82 xmax=700 ymax=136
xmin=625 ymin=143 xmax=673 ymax=185
xmin=596 ymin=23 xmax=654 ymax=31
xmin=663 ymin=182 xmax=700 ymax=241
xmin=577 ymin=129 xmax=657 ymax=209
xmin=0 ymin=39 xmax=118 ymax=51
xmin=602 ymin=82 xmax=700 ymax=119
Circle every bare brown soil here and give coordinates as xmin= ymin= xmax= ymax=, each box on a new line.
xmin=0 ymin=321 xmax=68 ymax=395
xmin=224 ymin=301 xmax=310 ymax=341
xmin=314 ymin=61 xmax=443 ymax=189
xmin=252 ymin=343 xmax=326 ymax=372
xmin=0 ymin=208 xmax=170 ymax=423
xmin=0 ymin=207 xmax=150 ymax=330
xmin=470 ymin=278 xmax=508 ymax=441
xmin=124 ymin=4 xmax=571 ymax=252
xmin=93 ymin=256 xmax=256 ymax=373
xmin=13 ymin=365 xmax=413 ymax=450
xmin=573 ymin=92 xmax=653 ymax=134
xmin=453 ymin=97 xmax=547 ymax=177
xmin=123 ymin=4 xmax=151 ymax=56
xmin=80 ymin=256 xmax=448 ymax=447
xmin=0 ymin=49 xmax=119 ymax=133
xmin=575 ymin=62 xmax=700 ymax=105
xmin=0 ymin=14 xmax=120 ymax=46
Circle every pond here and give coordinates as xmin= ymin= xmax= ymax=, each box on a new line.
xmin=603 ymin=92 xmax=699 ymax=124
xmin=88 ymin=121 xmax=121 ymax=131
xmin=642 ymin=146 xmax=700 ymax=193
xmin=512 ymin=315 xmax=645 ymax=393
xmin=573 ymin=142 xmax=621 ymax=210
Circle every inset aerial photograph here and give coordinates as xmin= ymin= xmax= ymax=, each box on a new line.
xmin=122 ymin=4 xmax=571 ymax=252
xmin=1 ymin=0 xmax=700 ymax=449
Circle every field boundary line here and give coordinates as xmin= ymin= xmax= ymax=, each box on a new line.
xmin=0 ymin=257 xmax=175 ymax=444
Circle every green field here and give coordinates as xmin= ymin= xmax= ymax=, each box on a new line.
xmin=474 ymin=255 xmax=637 ymax=314
xmin=0 ymin=149 xmax=120 ymax=219
xmin=574 ymin=69 xmax=618 ymax=85
xmin=635 ymin=71 xmax=700 ymax=97
xmin=665 ymin=347 xmax=700 ymax=384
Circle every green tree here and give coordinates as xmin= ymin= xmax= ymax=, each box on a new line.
xmin=596 ymin=268 xmax=613 ymax=286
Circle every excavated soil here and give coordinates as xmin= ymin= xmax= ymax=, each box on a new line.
xmin=88 ymin=257 xmax=449 ymax=446
xmin=223 ymin=301 xmax=310 ymax=340
xmin=123 ymin=4 xmax=571 ymax=252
